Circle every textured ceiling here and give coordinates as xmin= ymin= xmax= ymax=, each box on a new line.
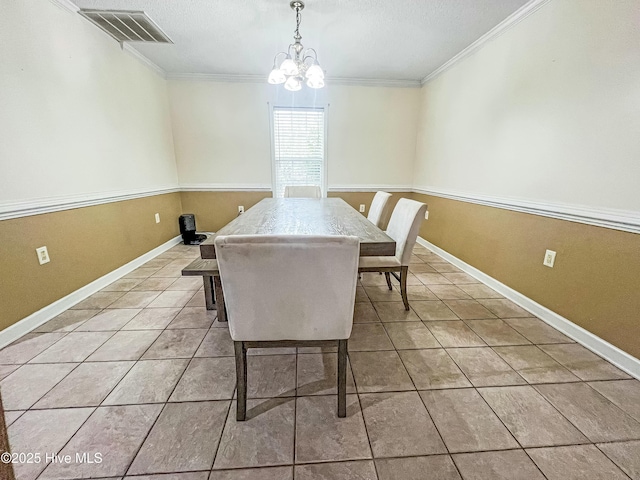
xmin=70 ymin=0 xmax=530 ymax=81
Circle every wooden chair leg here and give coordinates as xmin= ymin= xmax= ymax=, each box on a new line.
xmin=400 ymin=265 xmax=409 ymax=310
xmin=337 ymin=339 xmax=348 ymax=418
xmin=234 ymin=341 xmax=247 ymax=421
xmin=384 ymin=272 xmax=392 ymax=290
xmin=213 ymin=275 xmax=227 ymax=322
xmin=203 ymin=276 xmax=215 ymax=310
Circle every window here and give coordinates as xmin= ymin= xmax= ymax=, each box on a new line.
xmin=271 ymin=106 xmax=326 ymax=198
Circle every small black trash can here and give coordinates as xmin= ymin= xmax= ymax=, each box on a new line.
xmin=178 ymin=214 xmax=206 ymax=245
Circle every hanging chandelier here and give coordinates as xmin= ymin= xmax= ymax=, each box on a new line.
xmin=268 ymin=1 xmax=325 ymax=91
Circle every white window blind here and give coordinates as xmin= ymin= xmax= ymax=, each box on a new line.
xmin=272 ymin=107 xmax=325 ymax=198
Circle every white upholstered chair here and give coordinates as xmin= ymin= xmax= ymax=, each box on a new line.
xmin=359 ymin=198 xmax=427 ymax=310
xmin=284 ymin=185 xmax=322 ymax=198
xmin=367 ymin=191 xmax=392 ymax=228
xmin=215 ymin=234 xmax=360 ymax=420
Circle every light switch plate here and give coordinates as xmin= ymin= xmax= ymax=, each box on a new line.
xmin=36 ymin=246 xmax=50 ymax=265
xmin=543 ymin=249 xmax=556 ymax=268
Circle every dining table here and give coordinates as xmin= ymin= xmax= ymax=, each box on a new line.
xmin=198 ymin=197 xmax=396 ymax=322
xmin=199 ymin=197 xmax=396 ymax=259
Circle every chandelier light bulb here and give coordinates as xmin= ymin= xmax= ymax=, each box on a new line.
xmin=280 ymin=58 xmax=299 ymax=76
xmin=306 ymin=76 xmax=325 ymax=89
xmin=305 ymin=64 xmax=324 ymax=79
xmin=268 ymin=68 xmax=286 ymax=84
xmin=284 ymin=76 xmax=302 ymax=91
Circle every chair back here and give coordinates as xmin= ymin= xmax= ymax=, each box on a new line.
xmin=386 ymin=198 xmax=427 ymax=266
xmin=284 ymin=185 xmax=322 ymax=198
xmin=215 ymin=235 xmax=359 ymax=341
xmin=367 ymin=191 xmax=392 ymax=228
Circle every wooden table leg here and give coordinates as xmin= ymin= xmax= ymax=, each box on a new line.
xmin=203 ymin=276 xmax=215 ymax=310
xmin=213 ymin=275 xmax=227 ymax=322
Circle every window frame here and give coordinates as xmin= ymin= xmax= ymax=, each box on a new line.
xmin=269 ymin=103 xmax=329 ymax=198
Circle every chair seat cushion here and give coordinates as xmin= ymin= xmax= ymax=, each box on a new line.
xmin=359 ymin=256 xmax=402 ymax=269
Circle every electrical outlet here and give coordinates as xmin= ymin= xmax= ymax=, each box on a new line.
xmin=36 ymin=246 xmax=50 ymax=265
xmin=425 ymin=210 xmax=429 ymax=220
xmin=155 ymin=213 xmax=160 ymax=223
xmin=543 ymin=249 xmax=556 ymax=268
xmin=359 ymin=204 xmax=365 ymax=213
xmin=238 ymin=205 xmax=245 ymax=214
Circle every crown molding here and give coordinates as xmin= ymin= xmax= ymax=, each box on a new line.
xmin=413 ymin=186 xmax=640 ymax=234
xmin=49 ymin=0 xmax=169 ymax=79
xmin=0 ymin=187 xmax=180 ymax=221
xmin=328 ymin=78 xmax=421 ymax=88
xmin=49 ymin=0 xmax=79 ymax=13
xmin=166 ymin=73 xmax=421 ymax=88
xmin=416 ymin=236 xmax=640 ymax=380
xmin=421 ymin=0 xmax=552 ymax=85
xmin=50 ymin=0 xmax=545 ymax=89
xmin=167 ymin=73 xmax=265 ymax=83
xmin=122 ymin=44 xmax=167 ymax=78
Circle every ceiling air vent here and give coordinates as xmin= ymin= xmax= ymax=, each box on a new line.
xmin=78 ymin=10 xmax=173 ymax=44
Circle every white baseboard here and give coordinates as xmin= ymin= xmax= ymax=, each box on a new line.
xmin=0 ymin=235 xmax=182 ymax=350
xmin=416 ymin=236 xmax=640 ymax=380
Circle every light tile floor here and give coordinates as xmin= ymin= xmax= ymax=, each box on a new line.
xmin=1 ymin=243 xmax=639 ymax=480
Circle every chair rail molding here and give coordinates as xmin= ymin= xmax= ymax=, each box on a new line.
xmin=180 ymin=184 xmax=415 ymax=193
xmin=416 ymin=236 xmax=640 ymax=380
xmin=179 ymin=184 xmax=273 ymax=192
xmin=329 ymin=185 xmax=413 ymax=193
xmin=412 ymin=186 xmax=640 ymax=234
xmin=0 ymin=186 xmax=180 ymax=221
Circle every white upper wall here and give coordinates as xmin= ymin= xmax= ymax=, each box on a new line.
xmin=168 ymin=81 xmax=420 ymax=189
xmin=414 ymin=0 xmax=640 ymax=212
xmin=0 ymin=0 xmax=178 ymax=207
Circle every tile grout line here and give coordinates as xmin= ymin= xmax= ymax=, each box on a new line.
xmin=120 ymin=287 xmax=212 ymax=477
xmin=349 ymin=350 xmax=380 ymax=479
xmin=36 ymin=253 xmax=205 ymax=478
xmin=209 ymin=391 xmax=233 ymax=473
xmin=395 ymin=341 xmax=458 ymax=478
xmin=8 ymin=245 xmax=640 ymax=477
xmin=591 ymin=443 xmax=634 ymax=480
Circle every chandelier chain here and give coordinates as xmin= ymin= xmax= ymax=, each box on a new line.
xmin=294 ymin=7 xmax=302 ymax=40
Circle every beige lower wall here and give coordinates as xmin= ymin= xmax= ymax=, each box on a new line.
xmin=0 ymin=193 xmax=182 ymax=331
xmin=179 ymin=191 xmax=273 ymax=233
xmin=2 ymin=189 xmax=411 ymax=333
xmin=412 ymin=193 xmax=640 ymax=359
xmin=7 ymin=189 xmax=637 ymax=361
xmin=328 ymin=191 xmax=412 ymax=230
